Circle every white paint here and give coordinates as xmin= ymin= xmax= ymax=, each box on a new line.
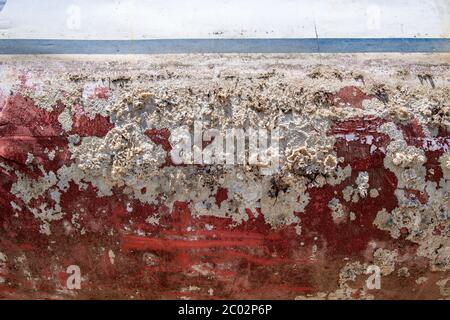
xmin=108 ymin=249 xmax=115 ymax=265
xmin=0 ymin=0 xmax=447 ymax=40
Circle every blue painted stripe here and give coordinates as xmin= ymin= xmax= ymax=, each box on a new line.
xmin=0 ymin=38 xmax=449 ymax=54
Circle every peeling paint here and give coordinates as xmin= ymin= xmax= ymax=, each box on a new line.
xmin=0 ymin=53 xmax=448 ymax=299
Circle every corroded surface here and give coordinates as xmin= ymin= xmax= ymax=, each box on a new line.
xmin=0 ymin=54 xmax=449 ymax=299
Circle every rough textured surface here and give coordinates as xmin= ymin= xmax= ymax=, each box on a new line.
xmin=0 ymin=53 xmax=449 ymax=299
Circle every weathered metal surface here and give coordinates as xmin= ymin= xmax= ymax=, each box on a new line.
xmin=0 ymin=54 xmax=449 ymax=299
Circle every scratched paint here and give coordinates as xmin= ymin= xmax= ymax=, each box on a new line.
xmin=0 ymin=53 xmax=448 ymax=299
